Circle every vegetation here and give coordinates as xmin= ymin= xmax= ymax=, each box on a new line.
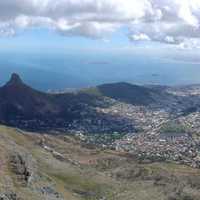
xmin=160 ymin=121 xmax=191 ymax=134
xmin=1 ymin=125 xmax=200 ymax=199
xmin=82 ymin=82 xmax=155 ymax=105
xmin=84 ymin=132 xmax=126 ymax=147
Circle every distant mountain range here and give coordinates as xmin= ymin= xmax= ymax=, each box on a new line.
xmin=0 ymin=73 xmax=166 ymax=132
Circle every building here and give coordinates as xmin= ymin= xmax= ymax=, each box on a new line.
xmin=159 ymin=132 xmax=189 ymax=142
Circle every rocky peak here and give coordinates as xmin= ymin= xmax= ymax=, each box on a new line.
xmin=6 ymin=73 xmax=23 ymax=86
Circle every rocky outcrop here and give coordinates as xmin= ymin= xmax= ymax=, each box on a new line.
xmin=0 ymin=192 xmax=23 ymax=200
xmin=10 ymin=153 xmax=35 ymax=186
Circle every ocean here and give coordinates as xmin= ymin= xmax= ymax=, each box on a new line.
xmin=0 ymin=50 xmax=200 ymax=91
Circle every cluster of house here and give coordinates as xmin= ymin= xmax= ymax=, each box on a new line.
xmin=9 ymin=108 xmax=135 ymax=134
xmin=100 ymin=101 xmax=172 ymax=133
xmin=67 ymin=115 xmax=135 ymax=134
xmin=115 ymin=131 xmax=200 ymax=168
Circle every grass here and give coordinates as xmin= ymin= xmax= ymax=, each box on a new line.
xmin=1 ymin=125 xmax=200 ymax=200
xmin=80 ymin=87 xmax=102 ymax=97
xmin=49 ymin=170 xmax=116 ymax=200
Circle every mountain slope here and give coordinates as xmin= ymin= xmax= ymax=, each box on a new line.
xmin=1 ymin=125 xmax=200 ymax=200
xmin=0 ymin=73 xmax=60 ymax=121
xmin=97 ymin=82 xmax=155 ymax=105
xmin=82 ymin=82 xmax=157 ymax=105
xmin=0 ymin=73 xmax=159 ymax=132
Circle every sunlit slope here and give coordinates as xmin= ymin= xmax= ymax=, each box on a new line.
xmin=0 ymin=125 xmax=200 ymax=200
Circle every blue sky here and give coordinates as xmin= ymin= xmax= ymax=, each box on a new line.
xmin=0 ymin=26 xmax=174 ymax=59
xmin=0 ymin=27 xmax=134 ymax=54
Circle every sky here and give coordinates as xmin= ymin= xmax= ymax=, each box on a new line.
xmin=1 ymin=0 xmax=200 ymax=51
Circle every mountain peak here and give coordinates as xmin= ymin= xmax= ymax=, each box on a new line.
xmin=7 ymin=73 xmax=23 ymax=86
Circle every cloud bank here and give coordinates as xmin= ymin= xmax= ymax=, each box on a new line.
xmin=1 ymin=0 xmax=200 ymax=47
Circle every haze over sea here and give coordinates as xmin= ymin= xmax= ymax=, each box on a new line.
xmin=1 ymin=49 xmax=200 ymax=91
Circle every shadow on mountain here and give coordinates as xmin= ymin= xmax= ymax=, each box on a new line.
xmin=0 ymin=73 xmax=135 ymax=133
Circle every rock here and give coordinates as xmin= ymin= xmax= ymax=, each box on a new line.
xmin=73 ymin=189 xmax=96 ymax=198
xmin=10 ymin=153 xmax=36 ymax=186
xmin=39 ymin=186 xmax=64 ymax=199
xmin=0 ymin=192 xmax=22 ymax=200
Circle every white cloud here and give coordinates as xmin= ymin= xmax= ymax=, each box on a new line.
xmin=178 ymin=38 xmax=200 ymax=50
xmin=128 ymin=0 xmax=200 ymax=47
xmin=1 ymin=0 xmax=200 ymax=47
xmin=56 ymin=20 xmax=119 ymax=38
xmin=165 ymin=36 xmax=175 ymax=43
xmin=0 ymin=23 xmax=15 ymax=37
xmin=130 ymin=33 xmax=151 ymax=41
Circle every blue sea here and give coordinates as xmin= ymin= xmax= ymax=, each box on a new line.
xmin=0 ymin=50 xmax=200 ymax=91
